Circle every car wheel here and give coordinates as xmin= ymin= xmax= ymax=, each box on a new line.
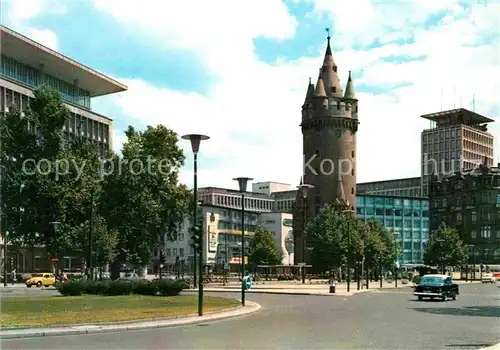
xmin=26 ymin=284 xmax=32 ymax=288
xmin=418 ymin=296 xmax=423 ymax=301
xmin=36 ymin=281 xmax=42 ymax=287
xmin=452 ymin=292 xmax=457 ymax=300
xmin=441 ymin=296 xmax=446 ymax=301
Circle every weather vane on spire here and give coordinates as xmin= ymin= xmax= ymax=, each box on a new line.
xmin=325 ymin=27 xmax=330 ymax=38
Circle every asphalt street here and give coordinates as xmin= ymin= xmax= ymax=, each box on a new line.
xmin=2 ymin=284 xmax=499 ymax=350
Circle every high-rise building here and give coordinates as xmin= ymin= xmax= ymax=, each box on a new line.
xmin=421 ymin=108 xmax=495 ymax=196
xmin=0 ymin=25 xmax=127 ymax=156
xmin=293 ymin=34 xmax=359 ymax=263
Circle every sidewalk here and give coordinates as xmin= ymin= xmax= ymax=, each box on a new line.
xmin=200 ymin=279 xmax=482 ymax=297
xmin=0 ymin=301 xmax=261 ymax=339
xmin=200 ymin=281 xmax=413 ymax=297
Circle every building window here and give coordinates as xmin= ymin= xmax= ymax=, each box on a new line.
xmin=456 ymin=212 xmax=462 ymax=223
xmin=471 ymin=230 xmax=477 ymax=239
xmin=471 ymin=211 xmax=477 ymax=222
xmin=179 ymin=248 xmax=184 ymax=257
xmin=480 ymin=226 xmax=491 ymax=239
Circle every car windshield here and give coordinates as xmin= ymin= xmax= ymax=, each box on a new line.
xmin=420 ymin=277 xmax=444 ymax=284
xmin=31 ymin=273 xmax=43 ymax=277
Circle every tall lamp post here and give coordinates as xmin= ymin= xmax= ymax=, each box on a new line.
xmin=182 ymin=133 xmax=210 ymax=317
xmin=233 ymin=177 xmax=253 ymax=306
xmin=297 ymin=183 xmax=314 ymax=284
xmin=393 ymin=232 xmax=399 ymax=288
xmin=435 ymin=238 xmax=445 ymax=274
xmin=342 ymin=202 xmax=354 ymax=292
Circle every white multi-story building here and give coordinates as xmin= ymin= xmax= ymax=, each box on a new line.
xmin=260 ymin=212 xmax=294 ymax=265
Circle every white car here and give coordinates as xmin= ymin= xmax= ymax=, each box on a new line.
xmin=481 ymin=273 xmax=497 ymax=283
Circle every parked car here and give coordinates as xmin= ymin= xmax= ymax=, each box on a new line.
xmin=481 ymin=273 xmax=497 ymax=283
xmin=413 ymin=274 xmax=459 ymax=301
xmin=25 ymin=273 xmax=56 ymax=288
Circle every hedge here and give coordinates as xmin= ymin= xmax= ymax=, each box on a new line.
xmin=56 ymin=278 xmax=189 ymax=297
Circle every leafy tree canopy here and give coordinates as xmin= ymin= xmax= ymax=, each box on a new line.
xmin=248 ymin=226 xmax=284 ymax=269
xmin=424 ymin=223 xmax=467 ymax=268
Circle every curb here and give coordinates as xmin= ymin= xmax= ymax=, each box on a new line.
xmin=0 ymin=301 xmax=261 ymax=340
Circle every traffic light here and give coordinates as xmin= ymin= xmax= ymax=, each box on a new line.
xmin=190 ymin=226 xmax=202 ymax=253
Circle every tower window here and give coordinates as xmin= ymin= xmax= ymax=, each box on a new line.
xmin=351 ymin=169 xmax=355 ymax=176
xmin=351 ymin=187 xmax=354 ymax=195
xmin=331 ymin=87 xmax=336 ymax=93
xmin=355 ymin=105 xmax=359 ymax=113
xmin=352 ymin=151 xmax=355 ymax=157
xmin=333 ymin=66 xmax=337 ymax=72
xmin=337 ymin=102 xmax=340 ymax=110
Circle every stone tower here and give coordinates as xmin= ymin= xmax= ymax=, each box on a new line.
xmin=293 ymin=35 xmax=359 ymax=264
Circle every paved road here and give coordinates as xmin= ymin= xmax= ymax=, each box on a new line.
xmin=2 ymin=284 xmax=499 ymax=349
xmin=0 ymin=286 xmax=59 ymax=298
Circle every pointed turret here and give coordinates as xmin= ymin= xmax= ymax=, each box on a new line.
xmin=333 ymin=178 xmax=348 ymax=210
xmin=303 ymin=77 xmax=314 ymax=105
xmin=321 ymin=34 xmax=343 ymax=98
xmin=314 ymin=75 xmax=327 ymax=98
xmin=344 ymin=71 xmax=357 ymax=101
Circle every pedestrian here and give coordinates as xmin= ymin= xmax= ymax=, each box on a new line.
xmin=11 ymin=269 xmax=16 ymax=285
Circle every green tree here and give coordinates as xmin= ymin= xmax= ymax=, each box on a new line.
xmin=0 ymin=86 xmax=70 ymax=255
xmin=99 ymin=126 xmax=191 ymax=278
xmin=308 ymin=205 xmax=351 ymax=273
xmin=247 ymin=226 xmax=284 ymax=270
xmin=0 ymin=86 xmax=119 ymax=271
xmin=424 ymin=223 xmax=467 ymax=273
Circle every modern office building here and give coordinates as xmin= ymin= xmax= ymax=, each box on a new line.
xmin=357 ymin=194 xmax=430 ymax=265
xmin=0 ymin=25 xmax=127 ymax=156
xmin=0 ymin=25 xmax=127 ymax=274
xmin=421 ymin=108 xmax=495 ymax=196
xmin=358 ymin=177 xmax=422 ymax=198
xmin=428 ymin=161 xmax=500 ymax=265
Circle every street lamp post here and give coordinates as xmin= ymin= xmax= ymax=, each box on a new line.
xmin=233 ymin=177 xmax=253 ymax=307
xmin=297 ymin=183 xmax=314 ymax=284
xmin=342 ymin=202 xmax=354 ymax=293
xmin=182 ymin=134 xmax=210 ymax=317
xmin=393 ymin=232 xmax=398 ymax=288
xmin=435 ymin=238 xmax=445 ymax=274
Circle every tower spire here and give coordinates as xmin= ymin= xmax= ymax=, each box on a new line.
xmin=344 ymin=70 xmax=357 ymax=101
xmin=321 ymin=29 xmax=342 ymax=98
xmin=325 ymin=28 xmax=332 ymax=56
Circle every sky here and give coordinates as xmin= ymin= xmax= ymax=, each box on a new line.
xmin=1 ymin=0 xmax=499 ymax=191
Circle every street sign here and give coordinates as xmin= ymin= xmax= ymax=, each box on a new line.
xmin=242 ymin=276 xmax=252 ymax=291
xmin=51 ymin=257 xmax=59 ymax=263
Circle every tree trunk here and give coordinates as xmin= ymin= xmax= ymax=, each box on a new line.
xmin=110 ymin=260 xmax=121 ymax=280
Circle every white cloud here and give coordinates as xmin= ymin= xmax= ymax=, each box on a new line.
xmin=54 ymin=1 xmax=500 ymax=189
xmin=1 ymin=0 xmax=60 ymax=50
xmin=24 ymin=27 xmax=58 ymax=50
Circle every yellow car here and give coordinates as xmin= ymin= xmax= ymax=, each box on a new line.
xmin=26 ymin=273 xmax=56 ymax=288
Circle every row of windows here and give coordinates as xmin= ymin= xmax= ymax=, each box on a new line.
xmin=1 ymin=55 xmax=91 ymax=109
xmin=431 ymin=192 xmax=498 ymax=208
xmin=359 ymin=196 xmax=428 ymax=208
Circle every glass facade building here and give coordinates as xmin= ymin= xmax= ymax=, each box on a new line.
xmin=1 ymin=55 xmax=91 ymax=109
xmin=357 ymin=194 xmax=430 ymax=264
